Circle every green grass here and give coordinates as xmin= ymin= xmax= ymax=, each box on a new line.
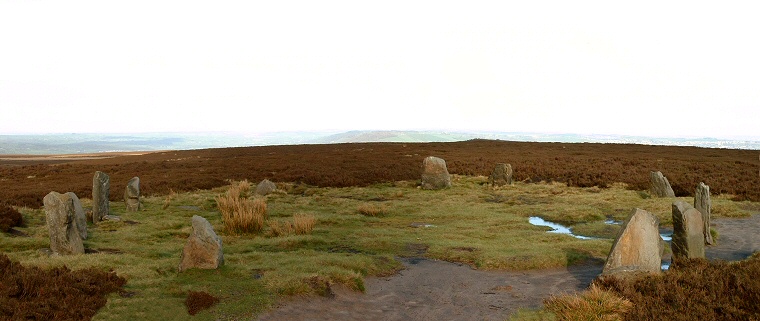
xmin=1 ymin=176 xmax=755 ymax=320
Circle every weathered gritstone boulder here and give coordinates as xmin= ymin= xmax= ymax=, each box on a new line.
xmin=124 ymin=177 xmax=141 ymax=212
xmin=602 ymin=208 xmax=664 ymax=276
xmin=694 ymin=182 xmax=714 ymax=245
xmin=649 ymin=171 xmax=675 ymax=198
xmin=671 ymin=201 xmax=706 ymax=259
xmin=255 ymin=179 xmax=277 ymax=196
xmin=65 ymin=192 xmax=87 ymax=240
xmin=92 ymin=171 xmax=110 ymax=223
xmin=43 ymin=192 xmax=85 ymax=255
xmin=179 ymin=215 xmax=224 ymax=272
xmin=488 ymin=163 xmax=513 ymax=187
xmin=420 ymin=156 xmax=451 ymax=190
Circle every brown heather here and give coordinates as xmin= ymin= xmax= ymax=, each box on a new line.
xmin=1 ymin=140 xmax=758 ymax=208
xmin=0 ymin=202 xmax=22 ymax=232
xmin=185 ymin=290 xmax=220 ymax=316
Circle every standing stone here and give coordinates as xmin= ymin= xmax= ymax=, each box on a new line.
xmin=694 ymin=182 xmax=714 ymax=245
xmin=65 ymin=192 xmax=87 ymax=240
xmin=43 ymin=192 xmax=85 ymax=255
xmin=179 ymin=215 xmax=224 ymax=272
xmin=124 ymin=177 xmax=141 ymax=212
xmin=254 ymin=179 xmax=277 ymax=196
xmin=488 ymin=163 xmax=513 ymax=187
xmin=671 ymin=201 xmax=706 ymax=259
xmin=92 ymin=171 xmax=110 ymax=223
xmin=602 ymin=208 xmax=664 ymax=276
xmin=421 ymin=156 xmax=451 ymax=190
xmin=649 ymin=171 xmax=675 ymax=198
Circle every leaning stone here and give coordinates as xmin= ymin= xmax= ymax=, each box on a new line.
xmin=65 ymin=192 xmax=87 ymax=240
xmin=255 ymin=179 xmax=277 ymax=196
xmin=649 ymin=171 xmax=675 ymax=198
xmin=602 ymin=208 xmax=664 ymax=276
xmin=488 ymin=163 xmax=513 ymax=187
xmin=420 ymin=156 xmax=451 ymax=190
xmin=694 ymin=182 xmax=714 ymax=245
xmin=124 ymin=177 xmax=141 ymax=212
xmin=43 ymin=192 xmax=85 ymax=255
xmin=671 ymin=201 xmax=706 ymax=259
xmin=179 ymin=215 xmax=224 ymax=272
xmin=92 ymin=171 xmax=110 ymax=223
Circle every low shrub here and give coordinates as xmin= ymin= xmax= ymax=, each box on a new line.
xmin=185 ymin=290 xmax=219 ymax=316
xmin=0 ymin=203 xmax=22 ymax=232
xmin=0 ymin=254 xmax=126 ymax=320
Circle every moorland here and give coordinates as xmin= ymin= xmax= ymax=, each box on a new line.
xmin=1 ymin=140 xmax=759 ymax=320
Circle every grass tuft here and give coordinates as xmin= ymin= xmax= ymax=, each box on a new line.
xmin=293 ymin=213 xmax=316 ymax=235
xmin=216 ymin=182 xmax=267 ymax=234
xmin=357 ymin=203 xmax=386 ymax=217
xmin=544 ymin=284 xmax=632 ymax=321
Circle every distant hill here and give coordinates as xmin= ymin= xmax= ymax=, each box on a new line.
xmin=1 ymin=130 xmax=758 ymax=155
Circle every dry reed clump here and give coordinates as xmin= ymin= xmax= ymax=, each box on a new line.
xmin=594 ymin=257 xmax=760 ymax=320
xmin=544 ymin=284 xmax=632 ymax=321
xmin=0 ymin=203 xmax=22 ymax=232
xmin=267 ymin=214 xmax=316 ymax=237
xmin=293 ymin=213 xmax=316 ymax=235
xmin=215 ymin=181 xmax=267 ymax=234
xmin=185 ymin=290 xmax=220 ymax=316
xmin=0 ymin=254 xmax=126 ymax=320
xmin=162 ymin=189 xmax=177 ymax=210
xmin=357 ymin=203 xmax=386 ymax=217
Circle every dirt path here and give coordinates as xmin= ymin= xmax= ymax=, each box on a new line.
xmin=258 ymin=214 xmax=760 ymax=321
xmin=258 ymin=259 xmax=601 ymax=321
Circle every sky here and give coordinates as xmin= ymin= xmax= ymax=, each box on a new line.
xmin=1 ymin=1 xmax=759 ymax=139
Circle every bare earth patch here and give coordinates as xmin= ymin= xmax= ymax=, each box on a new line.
xmin=258 ymin=214 xmax=760 ymax=321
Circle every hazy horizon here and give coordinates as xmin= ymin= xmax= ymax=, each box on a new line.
xmin=2 ymin=2 xmax=759 ymax=139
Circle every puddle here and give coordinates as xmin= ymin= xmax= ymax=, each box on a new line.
xmin=604 ymin=219 xmax=622 ymax=225
xmin=660 ymin=233 xmax=672 ymax=242
xmin=604 ymin=218 xmax=672 ymax=242
xmin=661 ymin=262 xmax=670 ymax=270
xmin=528 ymin=217 xmax=596 ymax=240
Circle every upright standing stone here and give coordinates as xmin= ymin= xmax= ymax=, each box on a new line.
xmin=488 ymin=163 xmax=513 ymax=187
xmin=179 ymin=215 xmax=224 ymax=272
xmin=671 ymin=201 xmax=706 ymax=259
xmin=92 ymin=171 xmax=110 ymax=223
xmin=65 ymin=192 xmax=87 ymax=240
xmin=694 ymin=182 xmax=714 ymax=245
xmin=421 ymin=156 xmax=451 ymax=190
xmin=649 ymin=171 xmax=675 ymax=197
xmin=602 ymin=208 xmax=664 ymax=276
xmin=124 ymin=177 xmax=141 ymax=212
xmin=254 ymin=179 xmax=277 ymax=196
xmin=43 ymin=192 xmax=85 ymax=255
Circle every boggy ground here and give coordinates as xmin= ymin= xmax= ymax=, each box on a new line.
xmin=1 ymin=140 xmax=759 ymax=208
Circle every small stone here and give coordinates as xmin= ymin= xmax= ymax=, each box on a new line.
xmin=671 ymin=201 xmax=705 ymax=259
xmin=102 ymin=215 xmax=122 ymax=222
xmin=254 ymin=179 xmax=277 ymax=196
xmin=420 ymin=156 xmax=451 ymax=190
xmin=488 ymin=163 xmax=513 ymax=187
xmin=179 ymin=215 xmax=224 ymax=272
xmin=92 ymin=171 xmax=110 ymax=223
xmin=43 ymin=192 xmax=85 ymax=255
xmin=649 ymin=171 xmax=675 ymax=198
xmin=602 ymin=208 xmax=664 ymax=276
xmin=694 ymin=182 xmax=713 ymax=245
xmin=124 ymin=177 xmax=141 ymax=212
xmin=65 ymin=192 xmax=87 ymax=240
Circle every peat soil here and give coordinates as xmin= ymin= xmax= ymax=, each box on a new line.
xmin=257 ymin=214 xmax=760 ymax=321
xmin=2 ymin=140 xmax=759 ymax=208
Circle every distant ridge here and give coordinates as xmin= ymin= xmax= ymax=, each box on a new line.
xmin=1 ymin=130 xmax=758 ymax=155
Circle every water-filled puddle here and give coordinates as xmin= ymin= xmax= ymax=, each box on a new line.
xmin=603 ymin=218 xmax=672 ymax=241
xmin=528 ymin=217 xmax=596 ymax=240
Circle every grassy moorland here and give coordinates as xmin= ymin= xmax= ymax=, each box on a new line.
xmin=1 ymin=175 xmax=756 ymax=320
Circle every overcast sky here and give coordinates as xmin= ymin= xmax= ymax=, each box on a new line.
xmin=1 ymin=1 xmax=758 ymax=139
